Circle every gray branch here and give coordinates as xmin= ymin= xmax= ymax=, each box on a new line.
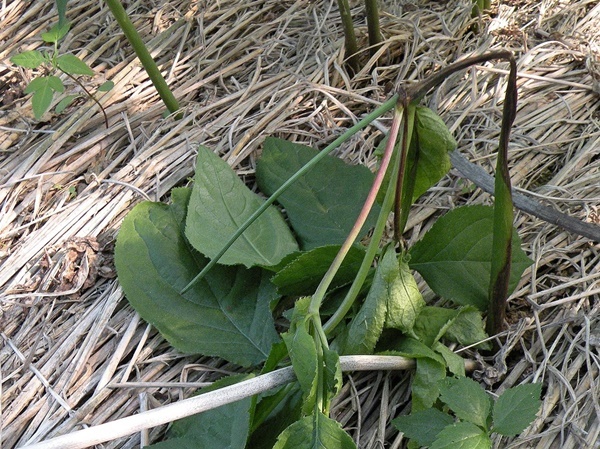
xmin=449 ymin=151 xmax=600 ymax=242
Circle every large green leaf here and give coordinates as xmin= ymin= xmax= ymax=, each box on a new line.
xmin=273 ymin=412 xmax=356 ymax=449
xmin=444 ymin=307 xmax=491 ymax=349
xmin=148 ymin=374 xmax=254 ymax=449
xmin=385 ymin=257 xmax=425 ymax=334
xmin=492 ymin=383 xmax=541 ymax=436
xmin=434 ymin=343 xmax=466 ymax=377
xmin=413 ymin=306 xmax=460 ymax=347
xmin=185 ymin=145 xmax=298 ymax=267
xmin=115 ymin=188 xmax=280 ymax=366
xmin=413 ymin=306 xmax=490 ymax=350
xmin=409 ymin=205 xmax=532 ymax=310
xmin=256 ymin=137 xmax=379 ymax=250
xmin=272 ymin=245 xmax=366 ymax=296
xmin=413 ymin=357 xmax=447 ymax=412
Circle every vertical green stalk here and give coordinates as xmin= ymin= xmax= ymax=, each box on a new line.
xmin=472 ymin=0 xmax=491 ymax=19
xmin=324 ymin=96 xmax=415 ymax=334
xmin=336 ymin=0 xmax=360 ymax=75
xmin=104 ymin=0 xmax=180 ymax=115
xmin=364 ymin=0 xmax=382 ymax=59
xmin=486 ymin=56 xmax=517 ymax=336
xmin=393 ymin=91 xmax=414 ymax=240
xmin=310 ymin=102 xmax=404 ymax=317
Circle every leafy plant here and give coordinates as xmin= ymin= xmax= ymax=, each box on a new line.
xmin=10 ymin=22 xmax=113 ymax=124
xmin=114 ymin=51 xmax=539 ymax=448
xmin=394 ymin=378 xmax=542 ymax=448
xmin=21 ymin=0 xmax=181 ymax=123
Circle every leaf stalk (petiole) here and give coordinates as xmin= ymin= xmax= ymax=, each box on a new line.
xmin=311 ymin=101 xmax=405 ymax=318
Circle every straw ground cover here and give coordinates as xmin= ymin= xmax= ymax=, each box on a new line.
xmin=1 ymin=0 xmax=599 ymax=447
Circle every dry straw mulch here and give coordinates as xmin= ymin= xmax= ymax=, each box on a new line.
xmin=1 ymin=0 xmax=599 ymax=447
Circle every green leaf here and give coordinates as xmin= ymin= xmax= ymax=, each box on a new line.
xmin=98 ymin=80 xmax=114 ymax=92
xmin=393 ymin=408 xmax=454 ymax=447
xmin=41 ymin=22 xmax=70 ymax=43
xmin=55 ymin=54 xmax=94 ymax=76
xmin=445 ymin=307 xmax=491 ymax=349
xmin=392 ymin=337 xmax=447 ymax=411
xmin=385 ymin=258 xmax=425 ymax=334
xmin=492 ymin=383 xmax=541 ymax=436
xmin=261 ymin=341 xmax=289 ymax=374
xmin=54 ymin=94 xmax=79 ymax=114
xmin=413 ymin=306 xmax=460 ymax=347
xmin=434 ymin=343 xmax=465 ymax=377
xmin=115 ymin=190 xmax=280 ymax=366
xmin=377 ymin=106 xmax=455 ymax=229
xmin=272 ymin=245 xmax=366 ymax=296
xmin=343 ymin=245 xmax=393 ymax=354
xmin=185 ymin=145 xmax=298 ymax=267
xmin=408 ymin=106 xmax=456 ymax=201
xmin=439 ymin=377 xmax=492 ymax=429
xmin=281 ymin=297 xmax=341 ymax=415
xmin=249 ymin=385 xmax=303 ymax=449
xmin=281 ymin=297 xmax=318 ymax=414
xmin=344 ymin=246 xmax=424 ymax=355
xmin=409 ymin=205 xmax=532 ymax=310
xmin=273 ymin=412 xmax=356 ymax=449
xmin=10 ymin=50 xmax=46 ymax=69
xmin=256 ymin=137 xmax=379 ymax=250
xmin=412 ymin=357 xmax=447 ymax=412
xmin=24 ymin=76 xmax=65 ymax=119
xmin=415 ymin=306 xmax=491 ymax=352
xmin=394 ymin=336 xmax=446 ymax=365
xmin=322 ymin=346 xmax=343 ymax=412
xmin=430 ymin=422 xmax=491 ymax=449
xmin=148 ymin=374 xmax=254 ymax=449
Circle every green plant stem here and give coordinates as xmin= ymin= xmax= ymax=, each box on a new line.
xmin=181 ymin=95 xmax=398 ymax=293
xmin=405 ymin=51 xmax=514 ymax=103
xmin=486 ymin=55 xmax=517 ymax=337
xmin=336 ymin=0 xmax=360 ymax=75
xmin=393 ymin=94 xmax=415 ymax=240
xmin=472 ymin=0 xmax=491 ymax=18
xmin=104 ymin=0 xmax=179 ymax=115
xmin=364 ymin=0 xmax=382 ymax=59
xmin=323 ymin=130 xmax=400 ymax=335
xmin=313 ymin=329 xmax=326 ymax=412
xmin=310 ymin=102 xmax=404 ymax=319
